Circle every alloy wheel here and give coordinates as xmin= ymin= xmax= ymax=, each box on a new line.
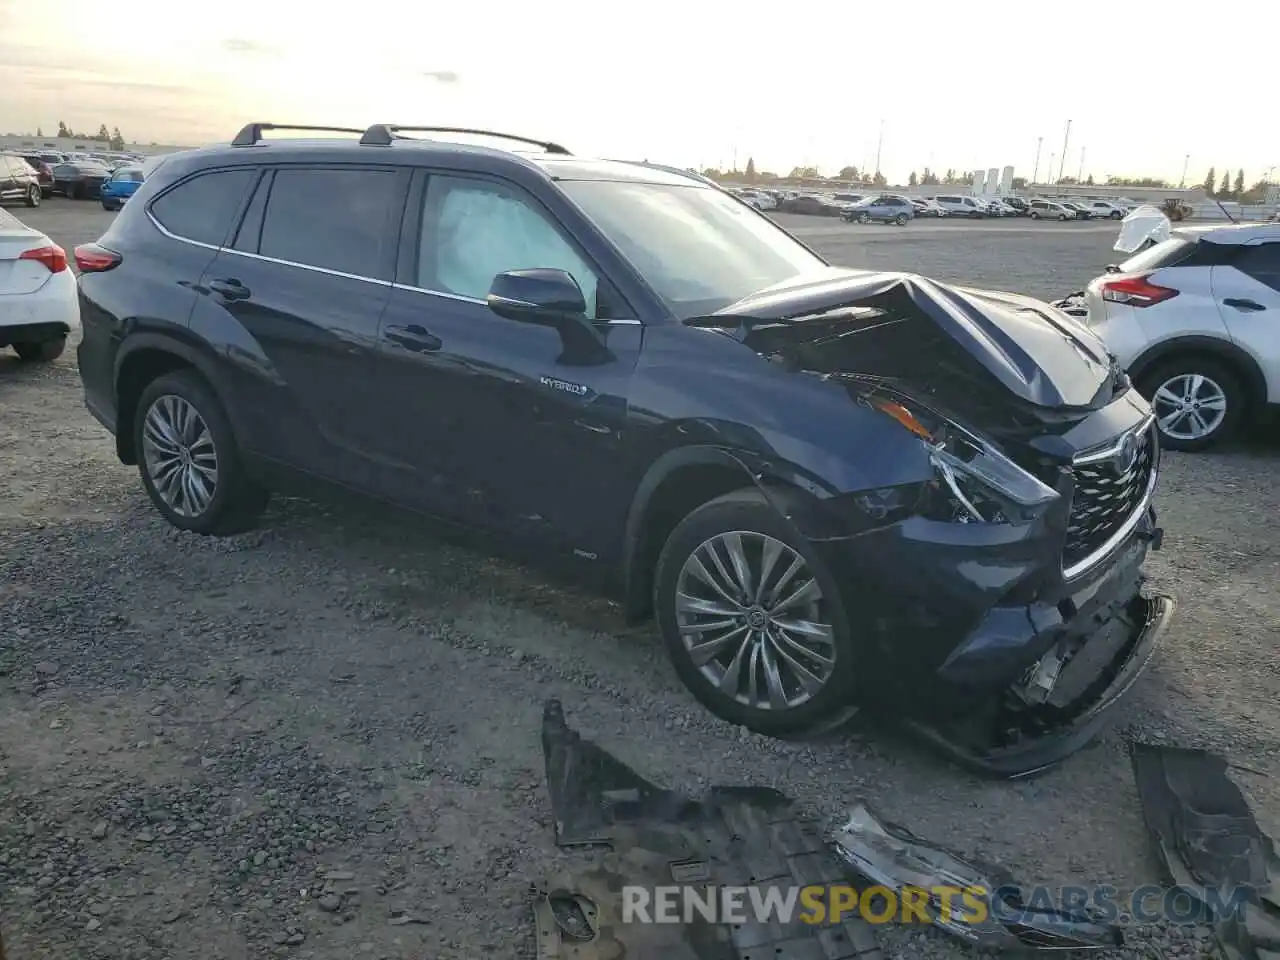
xmin=141 ymin=395 xmax=219 ymax=517
xmin=674 ymin=531 xmax=836 ymax=711
xmin=1153 ymin=373 xmax=1228 ymax=441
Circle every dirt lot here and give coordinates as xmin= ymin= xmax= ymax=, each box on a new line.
xmin=2 ymin=200 xmax=1278 ymax=960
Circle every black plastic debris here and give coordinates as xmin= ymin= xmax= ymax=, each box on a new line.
xmin=1131 ymin=743 xmax=1280 ymax=960
xmin=538 ymin=699 xmax=885 ymax=960
xmin=834 ymin=802 xmax=1123 ymax=951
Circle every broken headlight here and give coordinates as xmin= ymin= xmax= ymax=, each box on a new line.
xmin=872 ymin=399 xmax=1060 ymax=525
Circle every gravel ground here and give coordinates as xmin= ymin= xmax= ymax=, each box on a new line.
xmin=2 ymin=200 xmax=1278 ymax=959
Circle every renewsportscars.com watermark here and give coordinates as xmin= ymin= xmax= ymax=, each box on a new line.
xmin=622 ymin=884 xmax=1249 ymax=926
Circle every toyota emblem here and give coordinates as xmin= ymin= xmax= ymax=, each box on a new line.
xmin=1113 ymin=432 xmax=1139 ymax=474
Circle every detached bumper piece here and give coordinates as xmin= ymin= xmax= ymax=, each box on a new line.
xmin=537 ymin=699 xmax=885 ymax=960
xmin=906 ymin=593 xmax=1175 ymax=778
xmin=1131 ymin=744 xmax=1280 ymax=960
xmin=834 ymin=803 xmax=1123 ymax=951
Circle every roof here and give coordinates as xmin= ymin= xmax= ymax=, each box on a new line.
xmin=1173 ymin=222 xmax=1280 ymax=244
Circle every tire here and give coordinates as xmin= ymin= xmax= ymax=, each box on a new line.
xmin=653 ymin=488 xmax=858 ymax=736
xmin=101 ymin=198 xmax=117 ymax=211
xmin=894 ymin=213 xmax=908 ymax=225
xmin=1059 ymin=214 xmax=1068 ymax=221
xmin=13 ymin=337 xmax=66 ymax=362
xmin=856 ymin=212 xmax=871 ymax=224
xmin=133 ymin=370 xmax=269 ymax=534
xmin=1111 ymin=210 xmax=1123 ymax=219
xmin=1137 ymin=357 xmax=1246 ymax=451
xmin=25 ymin=185 xmax=40 ymax=208
xmin=1030 ymin=212 xmax=1040 ymax=219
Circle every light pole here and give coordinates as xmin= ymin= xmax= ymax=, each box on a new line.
xmin=1058 ymin=120 xmax=1071 ymax=184
xmin=874 ymin=119 xmax=885 ymax=177
xmin=1179 ymin=154 xmax=1190 ymax=188
xmin=1048 ymin=153 xmax=1056 ymax=185
xmin=1032 ymin=136 xmax=1043 ymax=184
xmin=1077 ymin=146 xmax=1086 ymax=183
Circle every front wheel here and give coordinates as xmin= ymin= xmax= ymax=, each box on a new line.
xmin=1030 ymin=212 xmax=1040 ymax=219
xmin=101 ymin=198 xmax=117 ymax=211
xmin=1138 ymin=358 xmax=1245 ymax=451
xmin=856 ymin=212 xmax=871 ymax=224
xmin=654 ymin=489 xmax=858 ymax=736
xmin=133 ymin=371 xmax=269 ymax=534
xmin=894 ymin=213 xmax=909 ymax=225
xmin=13 ymin=337 xmax=65 ymax=362
xmin=25 ymin=185 xmax=40 ymax=208
xmin=1058 ymin=214 xmax=1068 ymax=221
xmin=1111 ymin=210 xmax=1123 ymax=219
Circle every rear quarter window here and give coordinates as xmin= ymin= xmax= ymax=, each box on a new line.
xmin=1235 ymin=243 xmax=1280 ymax=292
xmin=150 ymin=169 xmax=256 ymax=247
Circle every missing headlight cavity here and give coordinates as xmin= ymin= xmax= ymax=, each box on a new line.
xmin=833 ymin=802 xmax=1123 ymax=951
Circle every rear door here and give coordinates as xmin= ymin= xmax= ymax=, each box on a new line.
xmin=0 ymin=157 xmax=18 ymax=200
xmin=1213 ymin=241 xmax=1280 ymax=400
xmin=197 ymin=164 xmax=408 ymax=487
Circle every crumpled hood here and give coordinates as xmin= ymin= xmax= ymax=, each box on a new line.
xmin=694 ymin=270 xmax=1118 ymax=412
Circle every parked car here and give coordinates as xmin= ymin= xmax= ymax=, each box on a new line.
xmin=74 ymin=121 xmax=1174 ymax=772
xmin=842 ymin=195 xmax=914 ymax=225
xmin=1002 ymin=196 xmax=1030 ymax=216
xmin=0 ymin=207 xmax=78 ymax=360
xmin=911 ymin=198 xmax=947 ymax=217
xmin=1058 ymin=202 xmax=1094 ymax=220
xmin=932 ymin=195 xmax=987 ymax=218
xmin=1075 ymin=222 xmax=1280 ymax=450
xmin=99 ymin=166 xmax=146 ymax=210
xmin=52 ymin=161 xmax=111 ymax=199
xmin=1082 ymin=199 xmax=1127 ymax=220
xmin=0 ymin=154 xmax=44 ymax=207
xmin=18 ymin=155 xmax=56 ymax=198
xmin=780 ymin=194 xmax=845 ymax=216
xmin=985 ymin=199 xmax=1017 ymax=217
xmin=1027 ymin=199 xmax=1075 ymax=221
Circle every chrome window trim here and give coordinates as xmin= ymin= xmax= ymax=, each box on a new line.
xmin=146 ymin=209 xmax=221 ymax=252
xmin=1071 ymin=414 xmax=1155 ymax=465
xmin=1062 ymin=419 xmax=1159 ymax=581
xmin=219 ymin=246 xmax=394 ymax=286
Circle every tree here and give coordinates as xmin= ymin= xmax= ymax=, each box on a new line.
xmin=788 ymin=166 xmax=820 ymax=179
xmin=57 ymin=120 xmax=70 ymax=137
xmin=744 ymin=157 xmax=756 ymax=182
xmin=943 ymin=168 xmax=958 ymax=183
xmin=921 ymin=168 xmax=940 ymax=186
xmin=97 ymin=123 xmax=110 ymax=142
xmin=36 ymin=126 xmax=43 ymax=137
xmin=1202 ymin=166 xmax=1216 ymax=195
xmin=907 ymin=171 xmax=919 ymax=187
xmin=1219 ymin=169 xmax=1231 ymax=198
xmin=872 ymin=170 xmax=887 ymax=186
xmin=837 ymin=165 xmax=861 ymax=181
xmin=110 ymin=126 xmax=125 ymax=151
xmin=1085 ymin=174 xmax=1095 ymax=186
xmin=1233 ymin=169 xmax=1244 ymax=197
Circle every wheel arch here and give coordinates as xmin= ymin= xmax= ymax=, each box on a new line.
xmin=1129 ymin=335 xmax=1269 ymax=414
xmin=619 ymin=445 xmax=838 ymax=624
xmin=113 ymin=333 xmax=235 ymax=465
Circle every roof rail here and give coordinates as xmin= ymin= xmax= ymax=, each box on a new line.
xmin=359 ymin=124 xmax=570 ymax=155
xmin=231 ymin=123 xmax=366 ymax=147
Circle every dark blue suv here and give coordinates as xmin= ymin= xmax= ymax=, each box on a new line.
xmin=74 ymin=123 xmax=1173 ymax=775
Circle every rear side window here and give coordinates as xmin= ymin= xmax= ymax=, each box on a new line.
xmin=151 ymin=169 xmax=255 ymax=247
xmin=1118 ymin=237 xmax=1233 ymax=273
xmin=258 ymin=168 xmax=400 ymax=279
xmin=1235 ymin=243 xmax=1280 ymax=292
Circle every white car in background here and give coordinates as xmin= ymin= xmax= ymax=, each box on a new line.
xmin=1080 ymin=222 xmax=1280 ymax=449
xmin=932 ymin=195 xmax=987 ymax=218
xmin=0 ymin=208 xmax=79 ymax=362
xmin=1081 ymin=199 xmax=1128 ymax=219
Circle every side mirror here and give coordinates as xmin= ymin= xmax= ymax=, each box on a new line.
xmin=487 ymin=268 xmax=586 ymax=325
xmin=1105 ymin=264 xmax=1120 ymax=273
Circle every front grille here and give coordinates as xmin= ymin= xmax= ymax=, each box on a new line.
xmin=1063 ymin=425 xmax=1157 ymax=574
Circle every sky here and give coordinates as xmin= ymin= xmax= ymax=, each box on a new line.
xmin=2 ymin=0 xmax=1276 ymax=187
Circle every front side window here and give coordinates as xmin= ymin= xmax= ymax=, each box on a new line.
xmin=258 ymin=167 xmax=400 ymax=279
xmin=559 ymin=179 xmax=826 ymax=317
xmin=1235 ymin=243 xmax=1280 ymax=292
xmin=418 ymin=175 xmax=600 ymax=319
xmin=150 ymin=168 xmax=255 ymax=247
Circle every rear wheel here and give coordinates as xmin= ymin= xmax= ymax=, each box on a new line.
xmin=133 ymin=371 xmax=269 ymax=534
xmin=1030 ymin=212 xmax=1040 ymax=220
xmin=1058 ymin=213 xmax=1068 ymax=221
xmin=654 ymin=489 xmax=858 ymax=736
xmin=101 ymin=198 xmax=117 ymax=211
xmin=856 ymin=212 xmax=871 ymax=224
xmin=13 ymin=337 xmax=65 ymax=362
xmin=25 ymin=185 xmax=40 ymax=208
xmin=1138 ymin=357 xmax=1245 ymax=451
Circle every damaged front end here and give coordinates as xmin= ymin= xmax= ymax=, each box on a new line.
xmin=834 ymin=802 xmax=1123 ymax=950
xmin=683 ymin=272 xmax=1174 ymax=776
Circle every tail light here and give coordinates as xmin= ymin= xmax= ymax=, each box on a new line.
xmin=18 ymin=244 xmax=68 ymax=274
xmin=73 ymin=244 xmax=123 ymax=273
xmin=1100 ymin=274 xmax=1178 ymax=307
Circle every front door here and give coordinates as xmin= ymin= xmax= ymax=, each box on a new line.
xmin=374 ymin=171 xmax=642 ymax=559
xmin=194 ymin=164 xmax=409 ymax=488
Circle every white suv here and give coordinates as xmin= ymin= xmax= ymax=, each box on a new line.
xmin=1080 ymin=222 xmax=1280 ymax=449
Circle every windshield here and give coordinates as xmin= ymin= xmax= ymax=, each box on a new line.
xmin=559 ymin=179 xmax=826 ymax=317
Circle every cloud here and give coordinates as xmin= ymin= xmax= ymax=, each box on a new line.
xmin=422 ymin=70 xmax=460 ymax=84
xmin=221 ymin=36 xmax=278 ymax=55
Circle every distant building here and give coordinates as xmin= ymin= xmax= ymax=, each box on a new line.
xmin=0 ymin=134 xmax=194 ymax=157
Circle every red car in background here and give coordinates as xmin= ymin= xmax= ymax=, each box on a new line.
xmin=18 ymin=154 xmax=55 ymax=198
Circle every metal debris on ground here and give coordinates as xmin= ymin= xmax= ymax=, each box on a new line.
xmin=537 ymin=699 xmax=884 ymax=959
xmin=1130 ymin=743 xmax=1280 ymax=960
xmin=833 ymin=801 xmax=1123 ymax=951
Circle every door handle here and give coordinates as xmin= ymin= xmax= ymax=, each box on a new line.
xmin=1223 ymin=298 xmax=1265 ymax=312
xmin=208 ymin=278 xmax=251 ymax=301
xmin=385 ymin=324 xmax=442 ymax=353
